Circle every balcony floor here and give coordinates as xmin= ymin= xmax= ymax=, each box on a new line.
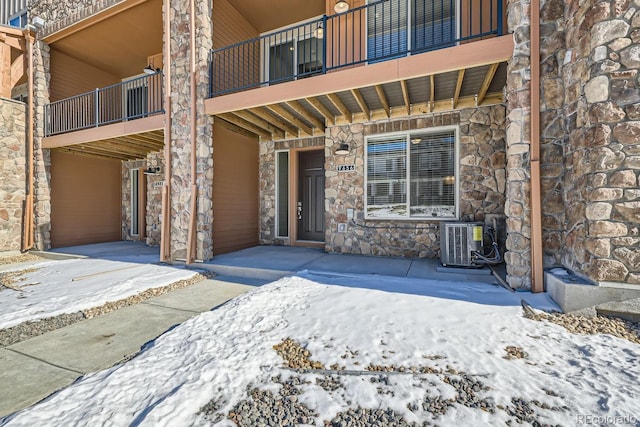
xmin=205 ymin=36 xmax=512 ymax=140
xmin=43 ymin=114 xmax=165 ymax=161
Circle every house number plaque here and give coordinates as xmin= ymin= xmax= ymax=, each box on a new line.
xmin=336 ymin=165 xmax=355 ymax=172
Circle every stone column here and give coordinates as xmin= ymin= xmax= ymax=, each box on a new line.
xmin=505 ymin=0 xmax=532 ymax=289
xmin=32 ymin=39 xmax=51 ymax=250
xmin=167 ymin=0 xmax=214 ymax=261
xmin=538 ymin=0 xmax=566 ymax=266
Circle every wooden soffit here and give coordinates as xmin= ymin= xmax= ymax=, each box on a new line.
xmin=45 ymin=114 xmax=164 ymax=161
xmin=206 ymin=35 xmax=513 ymax=141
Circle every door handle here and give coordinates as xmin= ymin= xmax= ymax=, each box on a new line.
xmin=297 ymin=202 xmax=302 ymax=220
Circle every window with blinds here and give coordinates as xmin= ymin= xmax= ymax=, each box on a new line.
xmin=366 ymin=128 xmax=457 ymax=219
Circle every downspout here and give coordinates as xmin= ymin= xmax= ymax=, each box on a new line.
xmin=160 ymin=0 xmax=172 ymax=262
xmin=186 ymin=0 xmax=198 ymax=264
xmin=22 ymin=29 xmax=35 ymax=251
xmin=530 ymin=0 xmax=544 ymax=293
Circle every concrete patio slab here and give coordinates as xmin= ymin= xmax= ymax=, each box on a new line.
xmin=143 ymin=279 xmax=253 ymax=312
xmin=408 ymin=258 xmax=498 ymax=284
xmin=0 ymin=348 xmax=79 ymax=418
xmin=46 ymin=241 xmax=160 ymax=263
xmin=207 ymin=245 xmax=326 ymax=271
xmin=7 ymin=303 xmax=195 ymax=374
xmin=303 ymin=253 xmax=412 ymax=277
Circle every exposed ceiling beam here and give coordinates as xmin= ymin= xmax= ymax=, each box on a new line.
xmin=233 ymin=110 xmax=286 ymax=139
xmin=305 ymin=97 xmax=335 ymax=126
xmin=249 ymin=107 xmax=299 ymax=138
xmin=400 ymin=80 xmax=410 ymax=116
xmin=55 ymin=147 xmax=131 ymax=161
xmin=284 ymin=100 xmax=324 ymax=130
xmin=218 ymin=113 xmax=270 ymax=139
xmin=374 ymin=85 xmax=390 ymax=118
xmin=453 ymin=69 xmax=465 ymax=109
xmin=350 ymin=88 xmax=370 ymax=121
xmin=326 ymin=93 xmax=352 ymax=122
xmin=478 ymin=63 xmax=499 ymax=105
xmin=265 ymin=104 xmax=313 ymax=136
xmin=215 ymin=116 xmax=259 ymax=139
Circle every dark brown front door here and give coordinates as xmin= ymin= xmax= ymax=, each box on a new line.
xmin=298 ymin=150 xmax=325 ymax=241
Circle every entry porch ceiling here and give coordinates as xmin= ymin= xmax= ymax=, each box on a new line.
xmin=207 ymin=36 xmax=512 ymax=141
xmin=52 ymin=130 xmax=164 ymax=161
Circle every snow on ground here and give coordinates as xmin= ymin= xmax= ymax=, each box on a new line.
xmin=0 ymin=258 xmax=197 ymax=330
xmin=3 ymin=272 xmax=639 ymax=426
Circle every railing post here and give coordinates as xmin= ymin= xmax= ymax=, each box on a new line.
xmin=497 ymin=0 xmax=504 ymax=36
xmin=94 ymin=88 xmax=99 ymax=127
xmin=322 ymin=14 xmax=327 ymax=75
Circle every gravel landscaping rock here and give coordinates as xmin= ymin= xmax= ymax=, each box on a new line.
xmin=228 ymin=387 xmax=317 ymax=427
xmin=0 ymin=253 xmax=44 ymax=266
xmin=325 ymin=407 xmax=418 ymax=427
xmin=523 ymin=307 xmax=640 ymax=344
xmin=273 ymin=338 xmax=325 ymax=370
xmin=0 ymin=268 xmax=41 ymax=291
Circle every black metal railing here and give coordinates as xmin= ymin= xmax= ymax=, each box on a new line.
xmin=45 ymin=72 xmax=164 ymax=137
xmin=210 ymin=0 xmax=504 ymax=97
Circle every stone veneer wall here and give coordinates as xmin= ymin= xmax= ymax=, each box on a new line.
xmin=0 ymin=99 xmax=26 ymax=251
xmin=570 ymin=0 xmax=640 ymax=283
xmin=168 ymin=0 xmax=214 ymax=260
xmin=539 ymin=0 xmax=567 ymax=266
xmin=32 ymin=40 xmax=51 ymax=250
xmin=505 ymin=0 xmax=533 ymax=289
xmin=145 ymin=151 xmax=164 ymax=246
xmin=259 ymin=137 xmax=325 ymax=244
xmin=121 ymin=159 xmax=145 ymax=241
xmin=324 ymin=107 xmax=506 ymax=257
xmin=30 ymin=0 xmax=122 ymax=38
xmin=259 ymin=107 xmax=507 ymax=258
xmin=121 ymin=151 xmax=165 ymax=245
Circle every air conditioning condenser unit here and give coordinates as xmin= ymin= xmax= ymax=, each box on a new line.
xmin=440 ymin=222 xmax=484 ymax=267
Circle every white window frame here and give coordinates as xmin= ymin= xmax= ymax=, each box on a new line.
xmin=260 ymin=15 xmax=325 ymax=84
xmin=275 ymin=149 xmax=290 ymax=239
xmin=364 ymin=125 xmax=460 ymax=221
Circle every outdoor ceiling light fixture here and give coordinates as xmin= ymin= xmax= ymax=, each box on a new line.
xmin=334 ymin=0 xmax=349 ymax=13
xmin=335 ymin=143 xmax=350 ymax=155
xmin=314 ymin=23 xmax=324 ymax=39
xmin=143 ymin=64 xmax=160 ymax=75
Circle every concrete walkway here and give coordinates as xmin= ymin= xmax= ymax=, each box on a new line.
xmin=0 ymin=278 xmax=252 ymax=418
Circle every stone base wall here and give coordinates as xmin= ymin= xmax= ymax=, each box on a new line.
xmin=145 ymin=151 xmax=164 ymax=246
xmin=121 ymin=159 xmax=145 ymax=241
xmin=0 ymin=99 xmax=26 ymax=251
xmin=571 ymin=0 xmax=640 ymax=284
xmin=121 ymin=152 xmax=164 ymax=246
xmin=33 ymin=40 xmax=51 ymax=251
xmin=259 ymin=106 xmax=507 ymax=260
xmin=259 ymin=137 xmax=325 ymax=245
xmin=325 ymin=107 xmax=506 ymax=258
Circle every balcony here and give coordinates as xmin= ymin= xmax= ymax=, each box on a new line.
xmin=210 ymin=0 xmax=505 ymax=97
xmin=206 ymin=0 xmax=511 ymax=140
xmin=42 ymin=72 xmax=165 ymax=161
xmin=45 ymin=72 xmax=164 ymax=137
